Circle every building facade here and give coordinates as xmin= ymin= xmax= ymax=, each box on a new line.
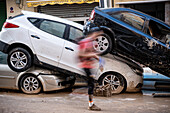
xmin=0 ymin=0 xmax=7 ymax=31
xmin=0 ymin=0 xmax=35 ymax=30
xmin=114 ymin=0 xmax=170 ymax=25
xmin=0 ymin=0 xmax=169 ymax=31
xmin=0 ymin=0 xmax=100 ymax=31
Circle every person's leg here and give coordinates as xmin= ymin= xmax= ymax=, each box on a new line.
xmin=83 ymin=68 xmax=94 ymax=105
xmin=88 ymin=76 xmax=95 ymax=107
xmin=83 ymin=68 xmax=101 ymax=111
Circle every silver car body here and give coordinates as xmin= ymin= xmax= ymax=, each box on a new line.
xmin=0 ymin=54 xmax=143 ymax=93
xmin=0 ymin=64 xmax=71 ymax=91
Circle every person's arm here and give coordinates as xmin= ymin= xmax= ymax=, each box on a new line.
xmin=78 ymin=51 xmax=99 ymax=60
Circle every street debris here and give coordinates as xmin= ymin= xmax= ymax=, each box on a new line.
xmin=94 ymin=84 xmax=112 ymax=97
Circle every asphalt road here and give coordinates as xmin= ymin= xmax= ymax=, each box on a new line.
xmin=0 ymin=87 xmax=170 ymax=113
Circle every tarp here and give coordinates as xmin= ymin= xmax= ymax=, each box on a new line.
xmin=27 ymin=0 xmax=99 ymax=7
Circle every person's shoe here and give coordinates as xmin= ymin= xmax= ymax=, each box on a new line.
xmin=88 ymin=104 xmax=101 ymax=111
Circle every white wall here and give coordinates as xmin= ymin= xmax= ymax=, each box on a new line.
xmin=6 ymin=0 xmax=34 ymax=18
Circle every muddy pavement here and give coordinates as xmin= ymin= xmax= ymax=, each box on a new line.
xmin=0 ymin=88 xmax=170 ymax=113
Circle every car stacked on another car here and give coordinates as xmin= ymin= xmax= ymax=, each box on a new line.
xmin=84 ymin=7 xmax=170 ymax=77
xmin=0 ymin=11 xmax=143 ymax=94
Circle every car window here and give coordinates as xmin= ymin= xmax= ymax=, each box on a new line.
xmin=109 ymin=12 xmax=145 ymax=30
xmin=28 ymin=18 xmax=41 ymax=25
xmin=39 ymin=20 xmax=66 ymax=38
xmin=148 ymin=20 xmax=170 ymax=44
xmin=69 ymin=27 xmax=83 ymax=43
xmin=0 ymin=51 xmax=7 ymax=64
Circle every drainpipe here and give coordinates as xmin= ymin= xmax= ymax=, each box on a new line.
xmin=99 ymin=0 xmax=112 ymax=8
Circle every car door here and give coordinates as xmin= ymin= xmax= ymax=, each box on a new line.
xmin=143 ymin=19 xmax=170 ymax=75
xmin=58 ymin=26 xmax=84 ymax=75
xmin=0 ymin=52 xmax=17 ymax=88
xmin=28 ymin=19 xmax=66 ymax=67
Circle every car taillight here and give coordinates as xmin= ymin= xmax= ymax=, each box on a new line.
xmin=89 ymin=10 xmax=95 ymax=20
xmin=3 ymin=22 xmax=19 ymax=28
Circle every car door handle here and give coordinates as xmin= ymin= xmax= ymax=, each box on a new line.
xmin=31 ymin=35 xmax=40 ymax=39
xmin=65 ymin=47 xmax=74 ymax=51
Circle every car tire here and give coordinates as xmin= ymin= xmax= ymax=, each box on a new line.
xmin=98 ymin=73 xmax=126 ymax=94
xmin=7 ymin=47 xmax=32 ymax=72
xmin=20 ymin=75 xmax=42 ymax=94
xmin=93 ymin=33 xmax=112 ymax=55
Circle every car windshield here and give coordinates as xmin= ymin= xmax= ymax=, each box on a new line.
xmin=108 ymin=11 xmax=145 ymax=30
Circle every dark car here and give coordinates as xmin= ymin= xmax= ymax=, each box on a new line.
xmin=84 ymin=7 xmax=170 ymax=77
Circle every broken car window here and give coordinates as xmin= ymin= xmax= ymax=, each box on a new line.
xmin=108 ymin=12 xmax=145 ymax=30
xmin=148 ymin=20 xmax=170 ymax=44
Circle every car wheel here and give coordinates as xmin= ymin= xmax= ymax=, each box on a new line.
xmin=7 ymin=47 xmax=32 ymax=72
xmin=99 ymin=73 xmax=126 ymax=94
xmin=20 ymin=75 xmax=42 ymax=94
xmin=93 ymin=33 xmax=112 ymax=55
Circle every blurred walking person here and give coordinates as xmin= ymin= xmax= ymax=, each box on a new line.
xmin=78 ymin=27 xmax=104 ymax=111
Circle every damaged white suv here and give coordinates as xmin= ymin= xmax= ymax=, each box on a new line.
xmin=0 ymin=11 xmax=143 ymax=94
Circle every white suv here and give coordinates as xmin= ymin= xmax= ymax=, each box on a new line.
xmin=0 ymin=11 xmax=83 ymax=73
xmin=0 ymin=11 xmax=143 ymax=94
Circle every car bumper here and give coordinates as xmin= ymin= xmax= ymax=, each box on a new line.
xmin=142 ymin=73 xmax=170 ymax=90
xmin=38 ymin=74 xmax=75 ymax=92
xmin=0 ymin=40 xmax=9 ymax=53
